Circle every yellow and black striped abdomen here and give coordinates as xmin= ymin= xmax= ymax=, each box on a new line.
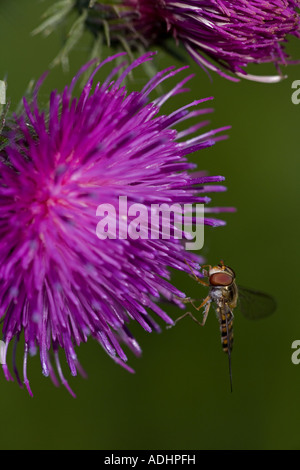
xmin=220 ymin=309 xmax=234 ymax=354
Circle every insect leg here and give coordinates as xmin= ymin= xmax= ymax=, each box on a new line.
xmin=201 ymin=264 xmax=211 ymax=272
xmin=184 ymin=259 xmax=209 ymax=286
xmin=190 ymin=295 xmax=211 ymax=311
xmin=197 ymin=278 xmax=209 ymax=287
xmin=198 ymin=298 xmax=211 ymax=326
xmin=167 ymin=311 xmax=203 ymax=327
xmin=167 ymin=296 xmax=211 ymax=328
xmin=176 ymin=296 xmax=194 ymax=304
xmin=200 ymin=264 xmax=211 ymax=278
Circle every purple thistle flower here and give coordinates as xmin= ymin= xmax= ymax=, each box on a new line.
xmin=0 ymin=52 xmax=232 ymax=397
xmin=67 ymin=0 xmax=300 ymax=82
xmin=119 ymin=0 xmax=300 ymax=81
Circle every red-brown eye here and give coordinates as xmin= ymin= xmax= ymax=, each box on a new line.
xmin=209 ymin=272 xmax=233 ymax=286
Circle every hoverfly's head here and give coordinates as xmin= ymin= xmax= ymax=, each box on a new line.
xmin=208 ymin=262 xmax=235 ymax=287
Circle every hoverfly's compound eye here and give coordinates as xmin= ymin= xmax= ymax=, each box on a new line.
xmin=209 ymin=272 xmax=233 ymax=286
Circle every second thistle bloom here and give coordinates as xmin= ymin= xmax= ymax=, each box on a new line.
xmin=125 ymin=0 xmax=300 ymax=81
xmin=0 ymin=53 xmax=232 ymax=396
xmin=36 ymin=1 xmax=300 ymax=81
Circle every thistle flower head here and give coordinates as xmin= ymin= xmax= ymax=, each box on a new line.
xmin=36 ymin=1 xmax=300 ymax=82
xmin=0 ymin=52 xmax=232 ymax=396
xmin=123 ymin=0 xmax=300 ymax=82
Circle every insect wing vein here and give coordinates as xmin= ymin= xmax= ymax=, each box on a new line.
xmin=237 ymin=286 xmax=276 ymax=320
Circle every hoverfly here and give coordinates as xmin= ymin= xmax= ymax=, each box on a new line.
xmin=171 ymin=260 xmax=277 ymax=391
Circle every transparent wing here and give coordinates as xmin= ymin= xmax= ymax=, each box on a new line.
xmin=237 ymin=285 xmax=277 ymax=320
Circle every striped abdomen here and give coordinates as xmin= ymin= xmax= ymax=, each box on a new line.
xmin=219 ymin=308 xmax=234 ymax=354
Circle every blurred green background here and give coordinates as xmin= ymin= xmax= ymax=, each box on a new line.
xmin=0 ymin=0 xmax=300 ymax=450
